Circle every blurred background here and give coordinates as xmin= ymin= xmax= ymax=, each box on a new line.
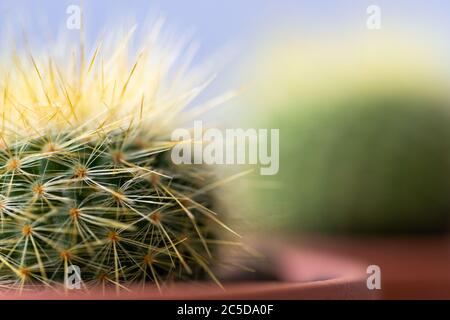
xmin=1 ymin=0 xmax=450 ymax=298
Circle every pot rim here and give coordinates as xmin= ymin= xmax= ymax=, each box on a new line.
xmin=0 ymin=240 xmax=375 ymax=299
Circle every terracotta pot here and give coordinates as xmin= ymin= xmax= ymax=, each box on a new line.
xmin=0 ymin=240 xmax=375 ymax=300
xmin=294 ymin=235 xmax=450 ymax=299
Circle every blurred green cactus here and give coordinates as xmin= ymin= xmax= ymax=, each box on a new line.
xmin=252 ymin=91 xmax=450 ymax=233
xmin=238 ymin=34 xmax=450 ymax=234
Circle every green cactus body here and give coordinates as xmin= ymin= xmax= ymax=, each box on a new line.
xmin=252 ymin=92 xmax=450 ymax=234
xmin=0 ymin=128 xmax=223 ymax=289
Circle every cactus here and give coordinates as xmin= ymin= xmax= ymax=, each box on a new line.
xmin=241 ymin=35 xmax=450 ymax=234
xmin=0 ymin=25 xmax=238 ymax=291
xmin=262 ymin=92 xmax=450 ymax=234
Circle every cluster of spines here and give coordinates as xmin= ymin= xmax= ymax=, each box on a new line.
xmin=0 ymin=127 xmax=236 ymax=292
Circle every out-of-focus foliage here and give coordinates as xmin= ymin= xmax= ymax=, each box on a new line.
xmin=239 ymin=34 xmax=450 ymax=234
